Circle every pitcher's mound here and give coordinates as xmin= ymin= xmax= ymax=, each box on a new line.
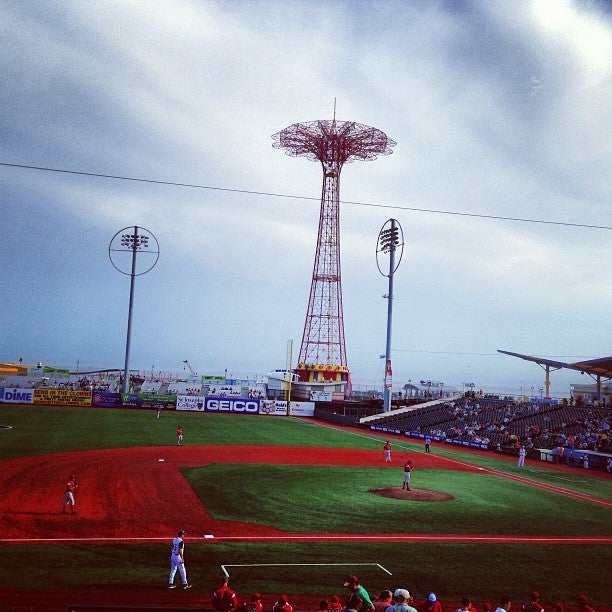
xmin=369 ymin=487 xmax=454 ymax=502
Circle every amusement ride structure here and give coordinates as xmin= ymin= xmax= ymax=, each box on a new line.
xmin=272 ymin=115 xmax=395 ymax=396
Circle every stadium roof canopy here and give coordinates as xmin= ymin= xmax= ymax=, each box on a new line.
xmin=497 ymin=350 xmax=612 ymax=379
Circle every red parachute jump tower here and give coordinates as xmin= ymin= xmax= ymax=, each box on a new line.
xmin=272 ymin=116 xmax=396 ymax=396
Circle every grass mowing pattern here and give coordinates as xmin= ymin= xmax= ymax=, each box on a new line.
xmin=6 ymin=542 xmax=612 ymax=604
xmin=184 ymin=464 xmax=611 ymax=535
xmin=0 ymin=405 xmax=610 ymax=604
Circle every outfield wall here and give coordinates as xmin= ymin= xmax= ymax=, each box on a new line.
xmin=0 ymin=388 xmax=314 ymax=416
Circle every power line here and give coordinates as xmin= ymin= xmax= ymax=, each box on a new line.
xmin=1 ymin=161 xmax=611 ymax=231
xmin=391 ymin=349 xmax=596 ymax=358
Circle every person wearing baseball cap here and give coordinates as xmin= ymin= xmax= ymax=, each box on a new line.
xmin=168 ymin=530 xmax=190 ymax=590
xmin=417 ymin=592 xmax=442 ymax=612
xmin=272 ymin=594 xmax=292 ymax=612
xmin=387 ymin=589 xmax=417 ymax=612
xmin=343 ymin=575 xmax=375 ymax=612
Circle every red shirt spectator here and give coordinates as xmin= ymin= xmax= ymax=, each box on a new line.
xmin=328 ymin=595 xmax=343 ymax=612
xmin=240 ymin=593 xmax=264 ymax=612
xmin=272 ymin=594 xmax=293 ymax=612
xmin=212 ymin=577 xmax=238 ymax=611
xmin=418 ymin=593 xmax=442 ymax=612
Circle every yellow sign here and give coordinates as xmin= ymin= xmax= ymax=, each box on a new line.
xmin=34 ymin=389 xmax=92 ymax=406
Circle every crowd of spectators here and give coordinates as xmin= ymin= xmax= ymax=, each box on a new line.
xmin=216 ymin=576 xmax=598 ymax=612
xmin=373 ymin=395 xmax=611 ymax=458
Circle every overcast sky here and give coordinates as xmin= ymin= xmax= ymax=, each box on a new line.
xmin=1 ymin=0 xmax=610 ymax=397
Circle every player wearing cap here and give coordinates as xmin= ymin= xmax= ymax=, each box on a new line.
xmin=402 ymin=461 xmax=413 ymax=490
xmin=387 ymin=589 xmax=417 ymax=612
xmin=384 ymin=441 xmax=392 ymax=463
xmin=344 ymin=575 xmax=374 ymax=612
xmin=168 ymin=529 xmax=190 ymax=589
xmin=62 ymin=474 xmax=78 ymax=515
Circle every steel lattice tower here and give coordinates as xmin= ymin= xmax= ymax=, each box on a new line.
xmin=272 ymin=118 xmax=395 ymax=390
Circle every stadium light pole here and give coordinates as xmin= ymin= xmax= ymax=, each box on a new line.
xmin=376 ymin=219 xmax=404 ymax=412
xmin=109 ymin=226 xmax=159 ymax=394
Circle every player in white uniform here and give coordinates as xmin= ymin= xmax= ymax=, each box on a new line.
xmin=517 ymin=446 xmax=526 ymax=467
xmin=168 ymin=530 xmax=191 ymax=589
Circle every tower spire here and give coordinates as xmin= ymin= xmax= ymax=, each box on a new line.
xmin=272 ymin=118 xmax=395 ymax=397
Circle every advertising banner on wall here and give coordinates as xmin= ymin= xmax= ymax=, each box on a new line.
xmin=92 ymin=392 xmax=122 ymax=407
xmin=289 ymin=401 xmax=315 ymax=416
xmin=204 ymin=397 xmax=260 ymax=414
xmin=259 ymin=400 xmax=315 ymax=416
xmin=310 ymin=390 xmax=332 ymax=402
xmin=122 ymin=393 xmax=176 ymax=408
xmin=176 ymin=395 xmax=206 ymax=411
xmin=33 ymin=389 xmax=92 ymax=406
xmin=260 ymin=400 xmax=288 ymax=416
xmin=0 ymin=388 xmax=35 ymax=404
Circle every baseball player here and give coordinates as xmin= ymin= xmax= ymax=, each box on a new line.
xmin=177 ymin=426 xmax=183 ymax=446
xmin=402 ymin=460 xmax=412 ymax=490
xmin=62 ymin=474 xmax=78 ymax=515
xmin=384 ymin=441 xmax=392 ymax=463
xmin=168 ymin=529 xmax=191 ymax=589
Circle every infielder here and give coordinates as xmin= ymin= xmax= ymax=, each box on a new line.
xmin=383 ymin=441 xmax=392 ymax=463
xmin=402 ymin=460 xmax=412 ymax=490
xmin=168 ymin=529 xmax=191 ymax=589
xmin=62 ymin=474 xmax=78 ymax=515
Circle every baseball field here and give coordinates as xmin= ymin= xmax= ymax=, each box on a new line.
xmin=0 ymin=404 xmax=610 ymax=612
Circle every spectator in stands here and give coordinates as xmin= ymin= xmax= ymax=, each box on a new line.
xmin=272 ymin=594 xmax=293 ymax=612
xmin=494 ymin=597 xmax=512 ymax=612
xmin=212 ymin=576 xmax=238 ymax=612
xmin=387 ymin=589 xmax=417 ymax=612
xmin=457 ymin=598 xmax=476 ymax=612
xmin=418 ymin=593 xmax=442 ymax=612
xmin=577 ymin=595 xmax=594 ymax=612
xmin=328 ymin=595 xmax=342 ymax=612
xmin=373 ymin=590 xmax=393 ymax=612
xmin=344 ymin=575 xmax=375 ymax=612
xmin=522 ymin=591 xmax=544 ymax=612
xmin=557 ymin=446 xmax=565 ymax=464
xmin=240 ymin=594 xmax=264 ymax=612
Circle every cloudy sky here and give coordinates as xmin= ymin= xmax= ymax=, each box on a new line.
xmin=1 ymin=0 xmax=610 ymax=397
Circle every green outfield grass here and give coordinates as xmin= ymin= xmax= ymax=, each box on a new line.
xmin=184 ymin=464 xmax=611 ymax=535
xmin=0 ymin=404 xmax=610 ymax=604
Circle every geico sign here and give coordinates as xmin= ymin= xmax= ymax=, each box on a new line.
xmin=205 ymin=398 xmax=259 ymax=413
